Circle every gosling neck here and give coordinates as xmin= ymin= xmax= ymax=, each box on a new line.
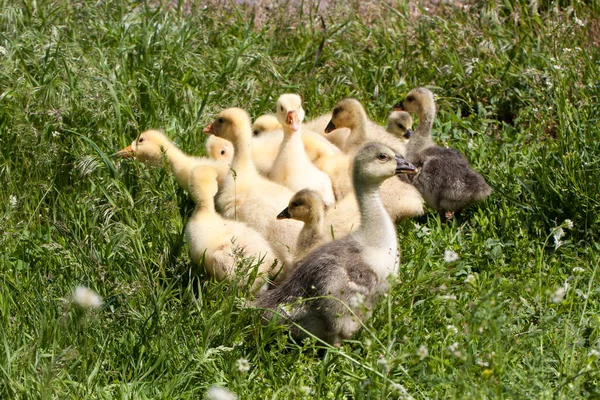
xmin=407 ymin=104 xmax=436 ymax=160
xmin=194 ymin=191 xmax=216 ymax=214
xmin=343 ymin=114 xmax=369 ymax=154
xmin=353 ymin=177 xmax=394 ymax=247
xmin=157 ymin=141 xmax=196 ymax=189
xmin=229 ymin=127 xmax=257 ymax=177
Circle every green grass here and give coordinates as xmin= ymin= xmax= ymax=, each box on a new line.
xmin=1 ymin=0 xmax=599 ymax=398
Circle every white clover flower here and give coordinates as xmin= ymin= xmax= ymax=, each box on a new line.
xmin=9 ymin=195 xmax=17 ymax=208
xmin=447 ymin=325 xmax=458 ymax=334
xmin=72 ymin=286 xmax=103 ymax=309
xmin=464 ymin=274 xmax=476 ymax=284
xmin=589 ymin=349 xmax=600 ymax=358
xmin=564 ymin=219 xmax=574 ymax=229
xmin=206 ymin=386 xmax=237 ymax=400
xmin=550 ymin=285 xmax=566 ymax=303
xmin=235 ymin=358 xmax=250 ymax=373
xmin=444 ymin=250 xmax=459 ymax=263
xmin=572 ymin=267 xmax=584 ymax=274
xmin=417 ymin=344 xmax=428 ymax=359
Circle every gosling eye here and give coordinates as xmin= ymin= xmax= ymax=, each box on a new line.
xmin=280 ymin=105 xmax=284 ymax=112
xmin=253 ymin=129 xmax=259 ymax=136
xmin=138 ymin=137 xmax=144 ymax=143
xmin=377 ymin=153 xmax=388 ymax=161
xmin=406 ymin=95 xmax=414 ymax=102
xmin=220 ymin=149 xmax=226 ymax=155
xmin=333 ymin=107 xmax=340 ymax=116
xmin=397 ymin=123 xmax=405 ymax=130
xmin=217 ymin=117 xmax=224 ymax=124
xmin=291 ymin=201 xmax=300 ymax=208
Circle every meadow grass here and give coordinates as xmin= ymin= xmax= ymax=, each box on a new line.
xmin=1 ymin=0 xmax=599 ymax=398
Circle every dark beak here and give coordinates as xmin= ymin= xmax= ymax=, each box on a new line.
xmin=395 ymin=155 xmax=417 ymax=175
xmin=393 ymin=101 xmax=405 ymax=111
xmin=403 ymin=128 xmax=413 ymax=139
xmin=324 ymin=120 xmax=336 ymax=134
xmin=277 ymin=207 xmax=291 ymax=220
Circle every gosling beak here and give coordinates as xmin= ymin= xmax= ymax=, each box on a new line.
xmin=395 ymin=155 xmax=417 ymax=175
xmin=403 ymin=128 xmax=413 ymax=139
xmin=286 ymin=111 xmax=300 ymax=131
xmin=203 ymin=124 xmax=214 ymax=135
xmin=393 ymin=101 xmax=405 ymax=111
xmin=277 ymin=207 xmax=291 ymax=220
xmin=324 ymin=120 xmax=336 ymax=134
xmin=117 ymin=144 xmax=134 ymax=158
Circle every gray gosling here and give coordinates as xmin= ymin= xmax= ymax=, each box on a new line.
xmin=257 ymin=143 xmax=417 ymax=347
xmin=277 ymin=189 xmax=327 ymax=264
xmin=394 ymin=87 xmax=492 ymax=222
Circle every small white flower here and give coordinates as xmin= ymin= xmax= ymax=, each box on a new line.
xmin=448 ymin=342 xmax=459 ymax=352
xmin=564 ymin=219 xmax=574 ymax=229
xmin=441 ymin=294 xmax=457 ymax=301
xmin=471 ymin=57 xmax=479 ymax=64
xmin=553 ymin=64 xmax=562 ymax=70
xmin=589 ymin=349 xmax=600 ymax=358
xmin=572 ymin=267 xmax=584 ymax=274
xmin=377 ymin=356 xmax=390 ymax=372
xmin=553 ymin=227 xmax=565 ymax=249
xmin=9 ymin=195 xmax=17 ymax=208
xmin=417 ymin=344 xmax=428 ymax=359
xmin=298 ymin=386 xmax=312 ymax=395
xmin=52 ymin=131 xmax=60 ymax=138
xmin=390 ymin=382 xmax=409 ymax=396
xmin=550 ymin=285 xmax=566 ymax=303
xmin=574 ymin=17 xmax=584 ymax=27
xmin=447 ymin=325 xmax=458 ymax=334
xmin=206 ymin=385 xmax=237 ymax=400
xmin=0 ymin=46 xmax=6 ymax=55
xmin=476 ymin=358 xmax=490 ymax=367
xmin=235 ymin=358 xmax=250 ymax=373
xmin=464 ymin=274 xmax=476 ymax=284
xmin=349 ymin=292 xmax=365 ymax=308
xmin=444 ymin=250 xmax=459 ymax=263
xmin=72 ymin=286 xmax=103 ymax=309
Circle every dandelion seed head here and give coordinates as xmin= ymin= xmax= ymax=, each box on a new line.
xmin=444 ymin=250 xmax=459 ymax=263
xmin=550 ymin=286 xmax=566 ymax=303
xmin=72 ymin=286 xmax=103 ymax=309
xmin=206 ymin=385 xmax=237 ymax=400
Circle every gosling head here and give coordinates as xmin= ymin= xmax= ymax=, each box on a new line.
xmin=353 ymin=142 xmax=417 ymax=185
xmin=325 ymin=98 xmax=366 ymax=133
xmin=386 ymin=110 xmax=414 ymax=140
xmin=206 ymin=135 xmax=233 ymax=162
xmin=203 ymin=108 xmax=252 ymax=143
xmin=275 ymin=94 xmax=305 ymax=133
xmin=393 ymin=87 xmax=435 ymax=116
xmin=277 ymin=189 xmax=325 ymax=223
xmin=252 ymin=114 xmax=282 ymax=136
xmin=188 ymin=165 xmax=219 ymax=203
xmin=117 ymin=129 xmax=171 ymax=166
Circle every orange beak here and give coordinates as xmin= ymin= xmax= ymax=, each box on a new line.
xmin=117 ymin=144 xmax=134 ymax=158
xmin=203 ymin=124 xmax=214 ymax=135
xmin=286 ymin=111 xmax=300 ymax=131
